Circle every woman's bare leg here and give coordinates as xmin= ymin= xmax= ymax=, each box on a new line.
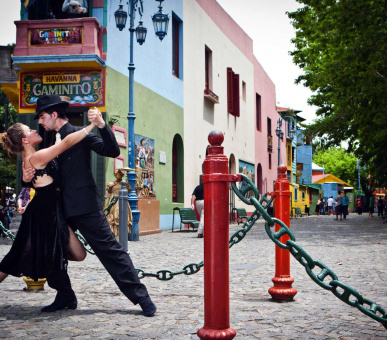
xmin=0 ymin=271 xmax=8 ymax=283
xmin=67 ymin=227 xmax=87 ymax=261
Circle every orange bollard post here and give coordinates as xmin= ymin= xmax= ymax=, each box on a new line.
xmin=197 ymin=131 xmax=236 ymax=340
xmin=268 ymin=164 xmax=297 ymax=300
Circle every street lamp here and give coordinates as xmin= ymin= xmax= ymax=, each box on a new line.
xmin=275 ymin=116 xmax=296 ymax=167
xmin=114 ymin=0 xmax=169 ymax=241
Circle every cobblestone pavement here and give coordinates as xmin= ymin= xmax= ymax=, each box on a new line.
xmin=0 ymin=213 xmax=386 ymax=339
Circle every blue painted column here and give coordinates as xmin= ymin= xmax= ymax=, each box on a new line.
xmin=127 ymin=0 xmax=140 ymax=241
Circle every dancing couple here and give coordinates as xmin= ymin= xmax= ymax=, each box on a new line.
xmin=0 ymin=95 xmax=156 ymax=317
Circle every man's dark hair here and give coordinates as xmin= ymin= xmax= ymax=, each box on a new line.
xmin=46 ymin=106 xmax=68 ymax=119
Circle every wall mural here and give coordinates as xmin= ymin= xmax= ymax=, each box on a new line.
xmin=135 ymin=134 xmax=155 ymax=198
xmin=239 ymin=160 xmax=255 ymax=199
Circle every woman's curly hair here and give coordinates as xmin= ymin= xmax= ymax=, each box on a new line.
xmin=0 ymin=123 xmax=26 ymax=155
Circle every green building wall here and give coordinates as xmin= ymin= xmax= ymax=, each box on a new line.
xmin=105 ymin=67 xmax=184 ymax=229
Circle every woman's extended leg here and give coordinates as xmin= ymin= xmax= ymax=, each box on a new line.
xmin=0 ymin=271 xmax=8 ymax=283
xmin=67 ymin=227 xmax=87 ymax=262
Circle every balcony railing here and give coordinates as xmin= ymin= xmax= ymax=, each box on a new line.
xmin=204 ymin=88 xmax=219 ymax=104
xmin=13 ymin=18 xmax=106 ymax=62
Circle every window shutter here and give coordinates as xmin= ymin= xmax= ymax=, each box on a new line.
xmin=232 ymin=73 xmax=240 ymax=117
xmin=227 ymin=67 xmax=233 ymax=114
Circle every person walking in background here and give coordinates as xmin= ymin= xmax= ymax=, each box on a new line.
xmin=191 ymin=179 xmax=204 ymax=238
xmin=335 ymin=191 xmax=343 ymax=221
xmin=377 ymin=197 xmax=384 ymax=219
xmin=327 ymin=196 xmax=334 ymax=215
xmin=342 ymin=191 xmax=349 ymax=219
xmin=316 ymin=198 xmax=321 ymax=215
xmin=369 ymin=195 xmax=375 ymax=217
xmin=320 ymin=198 xmax=325 ymax=215
xmin=357 ymin=198 xmax=363 ymax=215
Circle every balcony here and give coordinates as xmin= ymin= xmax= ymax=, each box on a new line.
xmin=12 ymin=18 xmax=106 ymax=71
xmin=204 ymin=88 xmax=219 ymax=104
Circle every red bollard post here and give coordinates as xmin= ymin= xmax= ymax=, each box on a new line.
xmin=268 ymin=164 xmax=297 ymax=300
xmin=197 ymin=131 xmax=236 ymax=340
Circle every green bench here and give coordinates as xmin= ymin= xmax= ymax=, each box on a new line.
xmin=233 ymin=208 xmax=248 ymax=225
xmin=172 ymin=207 xmax=199 ymax=232
xmin=293 ymin=207 xmax=307 ymax=217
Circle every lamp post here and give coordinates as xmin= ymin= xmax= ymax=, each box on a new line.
xmin=356 ymin=160 xmax=361 ymax=197
xmin=275 ymin=116 xmax=296 ymax=167
xmin=356 ymin=160 xmax=366 ymax=197
xmin=114 ymin=0 xmax=169 ymax=242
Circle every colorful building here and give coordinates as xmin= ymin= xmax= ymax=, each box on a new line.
xmin=1 ymin=0 xmax=284 ymax=231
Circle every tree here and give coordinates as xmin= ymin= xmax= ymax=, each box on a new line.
xmin=0 ymin=88 xmax=17 ymax=205
xmin=313 ymin=147 xmax=357 ymax=185
xmin=288 ymin=0 xmax=387 ymax=186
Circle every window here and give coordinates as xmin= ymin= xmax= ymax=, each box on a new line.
xmin=256 ymin=93 xmax=261 ymax=131
xmin=204 ymin=46 xmax=219 ymax=103
xmin=172 ymin=14 xmax=183 ymax=79
xmin=205 ymin=46 xmax=212 ymax=90
xmin=287 ymin=145 xmax=291 ymax=166
xmin=267 ymin=118 xmax=272 ymax=135
xmin=227 ymin=67 xmax=240 ymax=117
xmin=242 ymin=81 xmax=246 ymax=101
xmin=292 ymin=147 xmax=295 ymax=163
xmin=295 ymin=187 xmax=298 ymax=202
xmin=269 ymin=153 xmax=272 ymax=170
xmin=302 ymin=190 xmax=305 ymax=201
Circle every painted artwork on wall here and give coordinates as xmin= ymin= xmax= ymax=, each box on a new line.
xmin=135 ymin=134 xmax=155 ymax=198
xmin=239 ymin=160 xmax=255 ymax=199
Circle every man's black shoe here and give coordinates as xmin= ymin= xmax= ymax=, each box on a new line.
xmin=138 ymin=297 xmax=156 ymax=317
xmin=41 ymin=299 xmax=77 ymax=313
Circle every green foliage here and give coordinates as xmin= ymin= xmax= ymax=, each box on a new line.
xmin=0 ymin=88 xmax=17 ymax=195
xmin=288 ymin=0 xmax=387 ymax=186
xmin=313 ymin=147 xmax=357 ymax=185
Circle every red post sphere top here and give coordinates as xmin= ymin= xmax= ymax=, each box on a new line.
xmin=278 ymin=164 xmax=287 ymax=178
xmin=208 ymin=130 xmax=224 ymax=146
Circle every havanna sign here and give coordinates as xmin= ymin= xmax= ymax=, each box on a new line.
xmin=20 ymin=70 xmax=106 ymax=109
xmin=30 ymin=27 xmax=82 ymax=45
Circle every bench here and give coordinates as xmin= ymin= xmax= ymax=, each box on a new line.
xmin=293 ymin=207 xmax=307 ymax=217
xmin=232 ymin=208 xmax=248 ymax=225
xmin=172 ymin=207 xmax=199 ymax=232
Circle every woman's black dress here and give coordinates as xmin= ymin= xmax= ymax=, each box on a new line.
xmin=0 ymin=160 xmax=69 ymax=281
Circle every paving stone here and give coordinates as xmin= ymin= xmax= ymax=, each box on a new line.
xmin=0 ymin=214 xmax=386 ymax=338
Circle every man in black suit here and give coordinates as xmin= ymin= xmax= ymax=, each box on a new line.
xmin=24 ymin=95 xmax=156 ymax=316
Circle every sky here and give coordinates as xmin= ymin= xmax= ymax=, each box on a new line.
xmin=0 ymin=0 xmax=317 ymax=124
xmin=216 ymin=0 xmax=317 ymax=124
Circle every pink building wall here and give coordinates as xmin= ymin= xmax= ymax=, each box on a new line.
xmin=253 ymin=58 xmax=286 ymax=193
xmin=197 ymin=0 xmax=283 ymax=194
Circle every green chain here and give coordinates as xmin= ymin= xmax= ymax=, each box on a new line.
xmin=0 ymin=221 xmax=15 ymax=241
xmin=230 ymin=174 xmax=387 ymax=329
xmin=74 ymin=230 xmax=95 ymax=255
xmin=136 ymin=176 xmax=274 ymax=280
xmin=104 ymin=195 xmax=119 ymax=216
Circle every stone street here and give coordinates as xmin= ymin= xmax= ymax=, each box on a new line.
xmin=0 ymin=213 xmax=386 ymax=339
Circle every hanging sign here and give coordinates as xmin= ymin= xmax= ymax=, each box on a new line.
xmin=30 ymin=27 xmax=83 ymax=45
xmin=20 ymin=70 xmax=106 ymax=109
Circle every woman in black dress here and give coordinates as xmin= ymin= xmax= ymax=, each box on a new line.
xmin=0 ymin=118 xmax=98 ymax=283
